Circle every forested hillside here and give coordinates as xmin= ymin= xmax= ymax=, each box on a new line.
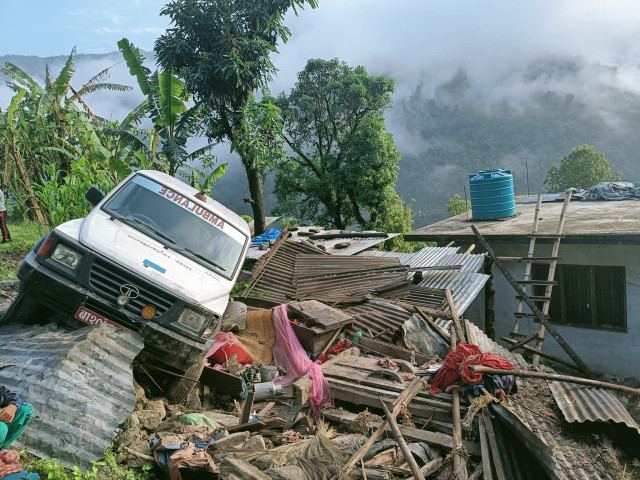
xmin=3 ymin=53 xmax=639 ymax=227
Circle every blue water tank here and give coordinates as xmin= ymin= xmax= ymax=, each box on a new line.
xmin=468 ymin=169 xmax=516 ymax=220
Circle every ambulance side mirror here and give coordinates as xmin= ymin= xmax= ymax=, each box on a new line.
xmin=85 ymin=187 xmax=105 ymax=206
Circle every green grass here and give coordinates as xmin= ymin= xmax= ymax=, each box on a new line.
xmin=0 ymin=221 xmax=50 ymax=281
xmin=23 ymin=448 xmax=153 ymax=480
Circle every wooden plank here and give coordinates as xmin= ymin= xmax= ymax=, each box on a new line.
xmin=481 ymin=412 xmax=508 ymax=480
xmin=287 ymin=300 xmax=354 ymax=330
xmin=200 ymin=365 xmax=245 ymax=399
xmin=256 ymin=402 xmax=275 ymax=418
xmin=227 ymin=417 xmax=286 ymax=433
xmin=241 ymin=391 xmax=255 ymax=424
xmin=478 ymin=416 xmax=494 ymax=480
xmin=323 ymin=370 xmax=456 ymax=409
xmin=328 ymin=378 xmax=456 ymax=422
xmin=355 ymin=336 xmax=434 ymax=365
xmin=471 ymin=225 xmax=592 ymax=376
xmin=324 ymin=409 xmax=481 ymax=457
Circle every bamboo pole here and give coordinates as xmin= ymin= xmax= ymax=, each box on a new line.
xmin=471 ymin=225 xmax=592 ymax=376
xmin=449 ymin=324 xmax=468 ymax=480
xmin=468 ymin=365 xmax=640 ymax=396
xmin=533 ymin=191 xmax=572 ymax=366
xmin=379 ymin=398 xmax=425 ymax=480
xmin=341 ymin=376 xmax=430 ymax=476
xmin=446 ymin=289 xmax=466 ymax=344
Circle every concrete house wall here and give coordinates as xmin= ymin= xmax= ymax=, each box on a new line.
xmin=488 ymin=242 xmax=640 ymax=377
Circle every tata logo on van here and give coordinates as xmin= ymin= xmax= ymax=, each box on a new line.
xmin=117 ymin=283 xmax=140 ymax=307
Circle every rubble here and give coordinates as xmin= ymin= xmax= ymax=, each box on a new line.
xmin=1 ymin=228 xmax=639 ymax=479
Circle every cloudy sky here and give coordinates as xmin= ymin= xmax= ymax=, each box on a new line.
xmin=3 ymin=1 xmax=640 ymax=86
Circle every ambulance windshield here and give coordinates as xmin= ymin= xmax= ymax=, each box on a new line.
xmin=103 ymin=174 xmax=246 ymax=279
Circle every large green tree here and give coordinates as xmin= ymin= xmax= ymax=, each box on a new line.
xmin=273 ymin=58 xmax=408 ymax=231
xmin=544 ymin=144 xmax=622 ymax=192
xmin=154 ymin=0 xmax=317 ymax=235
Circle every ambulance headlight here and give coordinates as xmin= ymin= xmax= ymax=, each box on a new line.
xmin=51 ymin=244 xmax=82 ymax=269
xmin=177 ymin=308 xmax=208 ymax=332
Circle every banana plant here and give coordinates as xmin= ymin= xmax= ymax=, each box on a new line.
xmin=118 ymin=38 xmax=220 ymax=176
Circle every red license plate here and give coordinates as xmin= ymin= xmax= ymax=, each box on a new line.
xmin=74 ymin=306 xmax=118 ymax=327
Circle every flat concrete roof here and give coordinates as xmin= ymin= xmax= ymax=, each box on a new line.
xmin=405 ymin=198 xmax=640 ymax=245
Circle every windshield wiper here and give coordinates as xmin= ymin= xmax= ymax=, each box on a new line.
xmin=111 ymin=214 xmax=176 ymax=245
xmin=168 ymin=246 xmax=227 ymax=272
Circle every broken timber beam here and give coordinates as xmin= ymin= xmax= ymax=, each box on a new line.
xmin=323 ymin=409 xmax=481 ymax=457
xmin=469 ymin=365 xmax=640 ymax=396
xmin=505 ymin=330 xmax=540 ymax=351
xmin=341 ymin=376 xmax=430 ymax=476
xmin=471 ymin=225 xmax=592 ymax=376
xmin=446 ymin=288 xmax=466 ymax=344
xmin=500 ymin=337 xmax=581 ymax=371
xmin=379 ymin=398 xmax=425 ymax=480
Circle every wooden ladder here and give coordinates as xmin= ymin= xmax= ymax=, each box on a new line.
xmin=507 ymin=191 xmax=572 ymax=367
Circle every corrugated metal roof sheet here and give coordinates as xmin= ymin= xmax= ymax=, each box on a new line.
xmin=293 ymin=256 xmax=408 ymax=303
xmin=355 ymin=249 xmax=416 ymax=264
xmin=247 ymin=227 xmax=400 ymax=259
xmin=506 ymin=385 xmax=611 ymax=480
xmin=246 ymin=240 xmax=326 ymax=303
xmin=377 ymin=285 xmax=447 ymax=310
xmin=409 ymin=247 xmax=486 ymax=273
xmin=416 ymin=270 xmax=489 ymax=315
xmin=0 ymin=323 xmax=143 ymax=469
xmin=341 ymin=300 xmax=412 ymax=343
xmin=465 ymin=319 xmax=528 ymax=368
xmin=549 ymin=381 xmax=640 ymax=434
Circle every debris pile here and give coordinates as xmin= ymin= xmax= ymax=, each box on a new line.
xmin=2 ymin=229 xmax=640 ymax=479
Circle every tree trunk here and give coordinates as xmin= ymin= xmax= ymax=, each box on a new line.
xmin=244 ymin=162 xmax=266 ymax=235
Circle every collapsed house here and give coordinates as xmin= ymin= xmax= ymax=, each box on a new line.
xmin=2 ymin=223 xmax=639 ymax=479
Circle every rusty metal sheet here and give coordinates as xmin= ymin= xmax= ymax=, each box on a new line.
xmin=0 ymin=322 xmax=143 ymax=469
xmin=246 ymin=240 xmax=326 ymax=303
xmin=549 ymin=381 xmax=640 ymax=434
xmin=341 ymin=300 xmax=413 ymax=343
xmin=377 ymin=285 xmax=447 ymax=310
xmin=293 ymin=255 xmax=408 ymax=303
xmin=506 ymin=385 xmax=611 ymax=480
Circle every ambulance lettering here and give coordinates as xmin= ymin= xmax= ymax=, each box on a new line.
xmin=157 ymin=186 xmax=224 ymax=229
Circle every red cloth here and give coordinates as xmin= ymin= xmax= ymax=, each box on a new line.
xmin=0 ymin=450 xmax=22 ymax=478
xmin=206 ymin=331 xmax=252 ymax=365
xmin=315 ymin=338 xmax=353 ymax=365
xmin=429 ymin=344 xmax=516 ymax=395
xmin=207 ymin=345 xmax=252 ymax=365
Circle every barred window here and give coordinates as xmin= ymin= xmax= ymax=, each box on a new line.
xmin=533 ymin=264 xmax=626 ymax=332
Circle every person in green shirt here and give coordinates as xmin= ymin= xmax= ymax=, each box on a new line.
xmin=0 ymin=386 xmax=32 ymax=449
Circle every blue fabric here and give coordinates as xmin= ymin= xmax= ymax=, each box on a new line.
xmin=1 ymin=471 xmax=39 ymax=479
xmin=251 ymin=228 xmax=281 ymax=245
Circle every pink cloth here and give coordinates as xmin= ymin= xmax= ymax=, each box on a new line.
xmin=272 ymin=304 xmax=334 ymax=419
